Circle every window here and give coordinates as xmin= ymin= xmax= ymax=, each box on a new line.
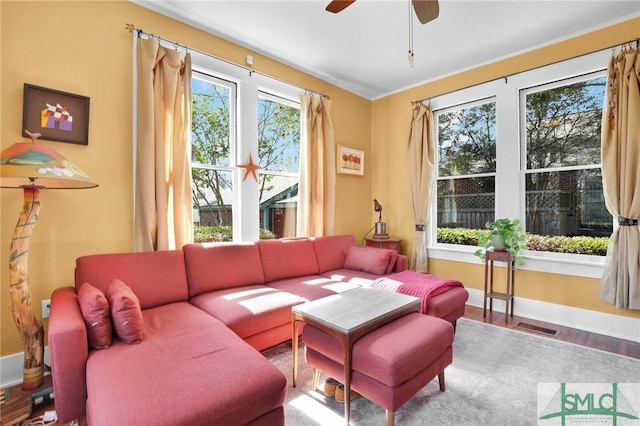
xmin=436 ymin=100 xmax=496 ymax=238
xmin=428 ymin=48 xmax=614 ymax=277
xmin=522 ymin=74 xmax=611 ymax=240
xmin=190 ymin=55 xmax=303 ymax=243
xmin=191 ymin=73 xmax=235 ymax=232
xmin=257 ymin=93 xmax=300 ymax=238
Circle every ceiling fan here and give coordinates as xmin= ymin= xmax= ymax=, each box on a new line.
xmin=325 ymin=0 xmax=439 ymax=25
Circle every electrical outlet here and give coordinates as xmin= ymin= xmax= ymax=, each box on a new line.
xmin=42 ymin=299 xmax=51 ymax=319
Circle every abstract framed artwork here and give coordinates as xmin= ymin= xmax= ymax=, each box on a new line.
xmin=337 ymin=145 xmax=364 ymax=176
xmin=22 ymin=83 xmax=90 ymax=145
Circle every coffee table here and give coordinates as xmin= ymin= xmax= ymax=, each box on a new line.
xmin=291 ymin=287 xmax=420 ymax=424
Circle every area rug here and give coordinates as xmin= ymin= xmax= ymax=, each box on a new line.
xmin=263 ymin=318 xmax=640 ymax=425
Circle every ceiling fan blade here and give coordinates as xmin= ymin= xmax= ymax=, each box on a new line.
xmin=412 ymin=0 xmax=439 ymax=24
xmin=326 ymin=0 xmax=356 ymax=14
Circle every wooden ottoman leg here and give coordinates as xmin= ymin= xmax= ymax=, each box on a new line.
xmin=385 ymin=409 xmax=395 ymax=426
xmin=311 ymin=368 xmax=320 ymax=391
xmin=438 ymin=371 xmax=445 ymax=392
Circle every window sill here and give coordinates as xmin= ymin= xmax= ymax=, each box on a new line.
xmin=427 ymin=244 xmax=605 ymax=279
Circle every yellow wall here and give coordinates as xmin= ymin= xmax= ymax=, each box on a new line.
xmin=371 ymin=18 xmax=640 ymax=321
xmin=0 ymin=1 xmax=371 ymax=356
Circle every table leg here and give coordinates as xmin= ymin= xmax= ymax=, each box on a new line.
xmin=292 ymin=319 xmax=299 ymax=387
xmin=342 ymin=336 xmax=353 ymax=425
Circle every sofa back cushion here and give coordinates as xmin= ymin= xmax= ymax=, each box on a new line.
xmin=257 ymin=238 xmax=319 ymax=282
xmin=75 ymin=250 xmax=188 ymax=309
xmin=183 ymin=242 xmax=266 ymax=297
xmin=312 ymin=235 xmax=356 ymax=273
xmin=344 ymin=246 xmax=398 ymax=276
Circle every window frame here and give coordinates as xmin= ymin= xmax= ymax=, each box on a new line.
xmin=190 ymin=52 xmax=303 ymax=242
xmin=427 ymin=48 xmax=613 ymax=278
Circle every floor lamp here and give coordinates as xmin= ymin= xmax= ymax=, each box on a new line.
xmin=0 ymin=132 xmax=97 ymax=391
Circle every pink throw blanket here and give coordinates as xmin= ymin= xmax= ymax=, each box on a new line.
xmin=371 ymin=270 xmax=464 ymax=314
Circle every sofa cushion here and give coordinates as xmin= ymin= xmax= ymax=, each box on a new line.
xmin=75 ymin=250 xmax=189 ymax=309
xmin=320 ymin=268 xmax=382 ymax=286
xmin=312 ymin=235 xmax=356 ymax=273
xmin=344 ymin=246 xmax=397 ymax=275
xmin=267 ymin=275 xmax=360 ymax=302
xmin=190 ymin=284 xmax=305 ymax=340
xmin=85 ymin=303 xmax=287 ymax=426
xmin=257 ymin=238 xmax=319 ymax=282
xmin=77 ymin=282 xmax=112 ymax=350
xmin=184 ymin=242 xmax=266 ymax=297
xmin=105 ymin=279 xmax=144 ymax=344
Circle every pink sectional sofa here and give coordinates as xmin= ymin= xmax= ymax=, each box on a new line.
xmin=48 ymin=235 xmax=407 ymax=425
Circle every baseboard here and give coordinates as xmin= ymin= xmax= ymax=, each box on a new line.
xmin=0 ymin=347 xmax=50 ymax=389
xmin=466 ymin=288 xmax=640 ymax=343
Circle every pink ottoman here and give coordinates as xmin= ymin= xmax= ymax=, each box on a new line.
xmin=303 ymin=313 xmax=454 ymax=426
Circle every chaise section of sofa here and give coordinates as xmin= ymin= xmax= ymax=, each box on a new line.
xmin=85 ymin=302 xmax=286 ymax=426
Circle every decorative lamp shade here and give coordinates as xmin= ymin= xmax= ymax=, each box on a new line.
xmin=0 ymin=142 xmax=97 ymax=189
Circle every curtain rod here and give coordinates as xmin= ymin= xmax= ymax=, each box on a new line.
xmin=125 ymin=24 xmax=328 ymax=99
xmin=412 ymin=37 xmax=640 ymax=105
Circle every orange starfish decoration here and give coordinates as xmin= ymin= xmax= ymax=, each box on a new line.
xmin=239 ymin=153 xmax=262 ymax=182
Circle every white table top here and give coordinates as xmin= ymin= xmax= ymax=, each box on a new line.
xmin=292 ymin=287 xmax=420 ymax=334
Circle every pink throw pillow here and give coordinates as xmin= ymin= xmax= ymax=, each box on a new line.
xmin=385 ymin=251 xmax=399 ymax=274
xmin=77 ymin=282 xmax=112 ymax=350
xmin=106 ymin=279 xmax=144 ymax=344
xmin=344 ymin=246 xmax=394 ymax=276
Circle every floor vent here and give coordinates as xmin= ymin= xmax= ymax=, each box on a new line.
xmin=515 ymin=322 xmax=557 ymax=336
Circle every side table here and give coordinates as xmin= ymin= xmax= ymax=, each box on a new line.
xmin=365 ymin=237 xmax=400 ymax=253
xmin=483 ymin=249 xmax=515 ymax=323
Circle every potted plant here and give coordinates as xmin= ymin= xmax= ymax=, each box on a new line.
xmin=474 ymin=218 xmax=527 ymax=266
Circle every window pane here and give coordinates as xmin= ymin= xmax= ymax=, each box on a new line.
xmin=259 ymin=174 xmax=298 ymax=238
xmin=437 ymin=177 xmax=495 ymax=231
xmin=525 ymin=76 xmax=605 ymax=170
xmin=192 ymin=169 xmax=233 ymax=241
xmin=525 ymin=169 xmax=612 ymax=237
xmin=258 ymin=96 xmax=300 ymax=173
xmin=192 ymin=76 xmax=231 ymax=167
xmin=438 ymin=102 xmax=496 ymax=176
xmin=257 ymin=94 xmax=300 ymax=239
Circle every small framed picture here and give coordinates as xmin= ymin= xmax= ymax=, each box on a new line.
xmin=22 ymin=83 xmax=90 ymax=145
xmin=337 ymin=145 xmax=364 ymax=176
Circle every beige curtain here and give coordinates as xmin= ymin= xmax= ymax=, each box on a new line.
xmin=135 ymin=38 xmax=193 ymax=252
xmin=297 ymin=94 xmax=336 ymax=237
xmin=599 ymin=46 xmax=640 ymax=309
xmin=407 ymin=103 xmax=436 ymax=272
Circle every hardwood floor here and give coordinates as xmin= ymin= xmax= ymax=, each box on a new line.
xmin=26 ymin=305 xmax=639 ymax=425
xmin=463 ymin=305 xmax=640 ymax=359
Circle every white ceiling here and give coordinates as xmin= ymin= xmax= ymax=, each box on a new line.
xmin=132 ymin=0 xmax=640 ymax=100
